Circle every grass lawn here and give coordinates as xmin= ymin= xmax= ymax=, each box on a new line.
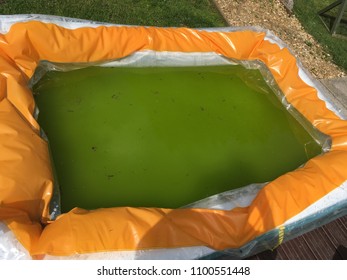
xmin=294 ymin=0 xmax=347 ymax=72
xmin=0 ymin=0 xmax=226 ymax=28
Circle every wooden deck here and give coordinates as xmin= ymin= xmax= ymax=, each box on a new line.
xmin=249 ymin=215 xmax=347 ymax=260
xmin=215 ymin=215 xmax=347 ymax=260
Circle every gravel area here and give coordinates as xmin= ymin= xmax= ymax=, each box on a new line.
xmin=213 ymin=0 xmax=346 ymax=79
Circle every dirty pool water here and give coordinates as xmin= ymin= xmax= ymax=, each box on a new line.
xmin=33 ymin=65 xmax=322 ymax=212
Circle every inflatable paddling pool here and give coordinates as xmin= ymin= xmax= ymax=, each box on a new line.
xmin=0 ymin=15 xmax=347 ymax=260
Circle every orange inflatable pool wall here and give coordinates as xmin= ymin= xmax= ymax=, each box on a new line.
xmin=0 ymin=17 xmax=347 ymax=259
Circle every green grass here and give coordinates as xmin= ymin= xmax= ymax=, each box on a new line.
xmin=294 ymin=0 xmax=347 ymax=72
xmin=0 ymin=0 xmax=226 ymax=28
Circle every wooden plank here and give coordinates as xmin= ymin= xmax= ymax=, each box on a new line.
xmin=251 ymin=216 xmax=347 ymax=260
xmin=331 ymin=0 xmax=347 ymax=34
xmin=323 ymin=218 xmax=347 ymax=246
xmin=338 ymin=215 xmax=347 ymax=229
xmin=302 ymin=227 xmax=341 ymax=259
xmin=278 ymin=236 xmax=317 ymax=259
xmin=322 ymin=217 xmax=347 ymax=259
xmin=231 ymin=215 xmax=347 ymax=259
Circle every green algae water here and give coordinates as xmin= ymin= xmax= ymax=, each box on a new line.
xmin=33 ymin=65 xmax=322 ymax=212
